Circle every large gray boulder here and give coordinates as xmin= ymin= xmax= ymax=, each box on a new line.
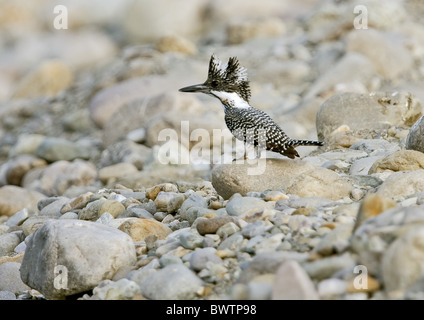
xmin=20 ymin=220 xmax=136 ymax=299
xmin=316 ymin=91 xmax=422 ymax=141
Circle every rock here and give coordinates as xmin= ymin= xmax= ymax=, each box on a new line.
xmin=226 ymin=18 xmax=286 ymax=44
xmin=241 ymin=221 xmax=271 ymax=239
xmin=8 ymin=134 xmax=46 ymax=158
xmin=350 ymin=205 xmax=424 ymax=276
xmin=272 ymin=260 xmax=319 ymax=300
xmin=4 ymin=155 xmax=47 ymax=186
xmin=286 ymin=166 xmax=354 ymax=201
xmin=0 ymin=185 xmax=46 ymax=216
xmin=237 ymin=251 xmax=309 ymax=284
xmin=0 ymin=291 xmax=16 ymax=300
xmin=189 ymin=247 xmax=222 ymax=271
xmin=179 ymin=230 xmax=204 ymax=249
xmin=23 ymin=160 xmax=97 ymax=196
xmin=146 ymin=183 xmax=179 ymax=201
xmin=78 ymin=198 xmax=106 ymax=221
xmin=21 ymin=216 xmax=52 ymax=236
xmin=246 ymin=273 xmax=274 ymax=300
xmin=60 ymin=192 xmax=94 ymax=214
xmin=225 ymin=196 xmax=270 ymax=217
xmin=12 ymin=60 xmax=73 ymax=99
xmin=5 ymin=208 xmax=29 ymax=227
xmin=196 ymin=216 xmax=238 ymax=235
xmin=62 ymin=109 xmax=93 ymax=133
xmin=156 ymin=35 xmax=197 ymax=55
xmin=304 ymin=52 xmax=376 ymax=100
xmin=154 ymin=191 xmax=185 ymax=214
xmin=118 ymin=207 xmax=154 ymax=219
xmin=316 ymin=91 xmax=422 ymax=141
xmin=90 ymin=75 xmax=201 ymax=133
xmin=302 ymin=253 xmax=357 ymax=280
xmin=346 ymin=29 xmax=413 ymax=79
xmin=98 ymin=162 xmax=139 ymax=184
xmin=35 ymin=137 xmax=90 ymax=162
xmin=0 ymin=262 xmax=31 ymax=293
xmin=349 ymin=156 xmax=382 ymax=175
xmin=89 ymin=76 xmax=168 ymax=129
xmin=355 ymin=193 xmax=397 ymax=230
xmin=376 ymin=170 xmax=424 ymax=200
xmin=39 ymin=197 xmax=69 ymax=217
xmin=91 ymin=279 xmax=141 ymax=300
xmin=381 ymin=226 xmax=424 ymax=297
xmin=179 ymin=193 xmax=208 ymax=221
xmin=216 ymin=222 xmax=240 ymax=238
xmin=207 ymin=0 xmax=294 ymax=32
xmin=217 ymin=233 xmax=244 ymax=251
xmin=406 ymin=115 xmax=424 ymax=153
xmin=0 ymin=232 xmax=23 ymax=256
xmin=369 ymin=150 xmax=424 ymax=173
xmin=117 ymin=218 xmax=172 ymax=241
xmin=318 ymin=278 xmax=347 ymax=299
xmin=20 ymin=220 xmax=136 ymax=299
xmin=212 ymin=159 xmax=314 ymax=199
xmin=350 ymin=139 xmax=401 ymax=155
xmin=143 ymin=109 xmax=223 ymax=150
xmin=140 ymin=264 xmax=203 ymax=300
xmin=99 ymin=200 xmax=126 ymax=218
xmin=313 ymin=222 xmax=355 ymax=256
xmin=123 ymin=0 xmax=207 ymax=43
xmin=98 ymin=140 xmax=151 ymax=170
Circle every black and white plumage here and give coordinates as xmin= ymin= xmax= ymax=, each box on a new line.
xmin=179 ymin=55 xmax=323 ymax=159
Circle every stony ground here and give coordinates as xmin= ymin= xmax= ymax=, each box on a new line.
xmin=1 ymin=0 xmax=424 ymax=300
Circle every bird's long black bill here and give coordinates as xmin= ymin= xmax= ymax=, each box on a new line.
xmin=179 ymin=83 xmax=208 ymax=93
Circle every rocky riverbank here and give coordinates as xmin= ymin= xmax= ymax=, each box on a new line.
xmin=1 ymin=0 xmax=424 ymax=300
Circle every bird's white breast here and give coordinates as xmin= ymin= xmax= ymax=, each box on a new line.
xmin=211 ymin=91 xmax=251 ymax=109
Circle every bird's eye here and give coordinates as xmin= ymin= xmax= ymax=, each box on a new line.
xmin=211 ymin=80 xmax=219 ymax=88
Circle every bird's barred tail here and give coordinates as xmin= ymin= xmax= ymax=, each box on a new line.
xmin=289 ymin=139 xmax=324 ymax=147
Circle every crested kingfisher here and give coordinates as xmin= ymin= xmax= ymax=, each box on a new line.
xmin=179 ymin=55 xmax=323 ymax=159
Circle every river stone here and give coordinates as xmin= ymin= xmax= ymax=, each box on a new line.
xmin=20 ymin=220 xmax=136 ymax=299
xmin=376 ymin=170 xmax=424 ymax=200
xmin=368 ymin=150 xmax=424 ymax=173
xmin=406 ymin=115 xmax=424 ymax=153
xmin=0 ymin=262 xmax=31 ymax=293
xmin=211 ymin=158 xmax=316 ymax=200
xmin=382 ymin=226 xmax=424 ymax=297
xmin=0 ymin=185 xmax=46 ymax=217
xmin=316 ymin=91 xmax=422 ymax=141
xmin=272 ymin=259 xmax=319 ymax=300
xmin=140 ymin=264 xmax=203 ymax=300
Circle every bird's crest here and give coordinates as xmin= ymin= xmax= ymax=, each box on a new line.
xmin=207 ymin=55 xmax=251 ymax=102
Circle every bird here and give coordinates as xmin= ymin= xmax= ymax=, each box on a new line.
xmin=179 ymin=54 xmax=323 ymax=159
